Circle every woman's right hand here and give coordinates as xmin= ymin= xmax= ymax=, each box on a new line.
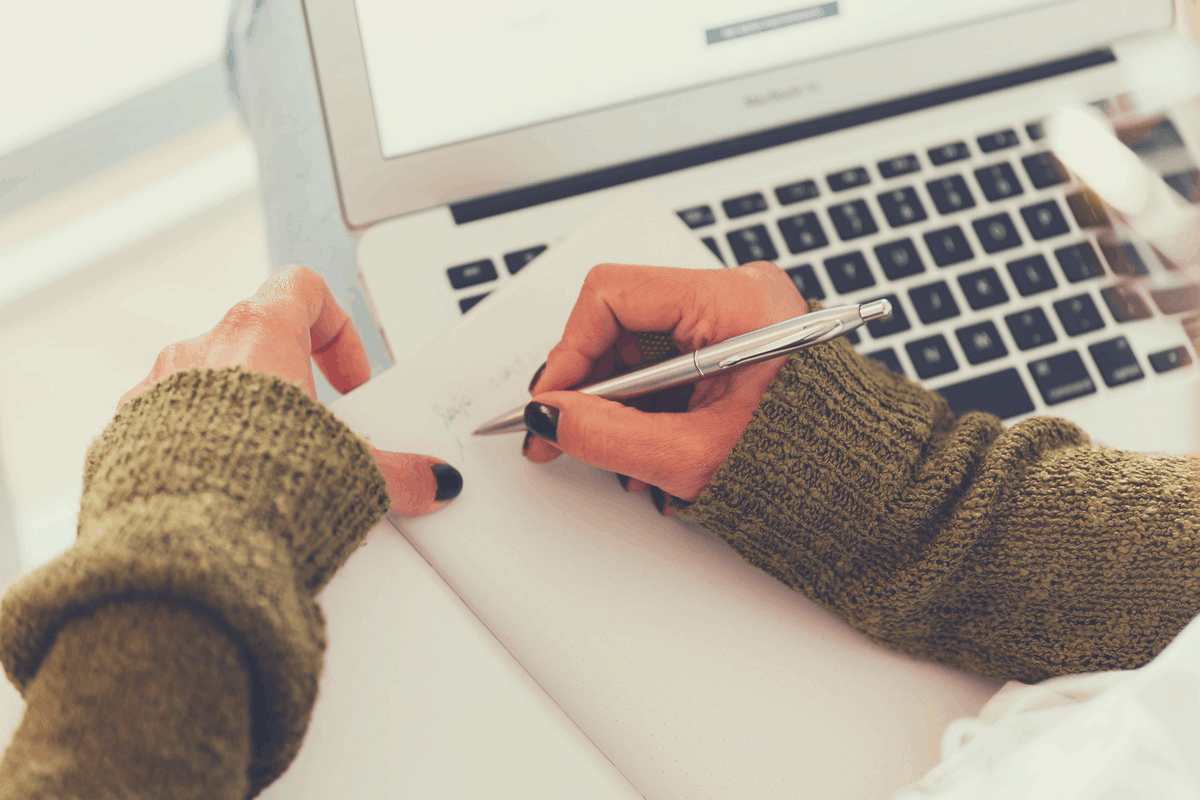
xmin=522 ymin=260 xmax=808 ymax=504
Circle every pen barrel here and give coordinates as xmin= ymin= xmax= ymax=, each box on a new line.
xmin=579 ymin=352 xmax=702 ymax=401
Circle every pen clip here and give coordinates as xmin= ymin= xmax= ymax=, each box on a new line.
xmin=715 ymin=319 xmax=843 ymax=369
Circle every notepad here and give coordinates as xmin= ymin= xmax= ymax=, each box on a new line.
xmin=315 ymin=194 xmax=1001 ymax=799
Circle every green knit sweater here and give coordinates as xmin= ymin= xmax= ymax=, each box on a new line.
xmin=2 ymin=341 xmax=1199 ymax=796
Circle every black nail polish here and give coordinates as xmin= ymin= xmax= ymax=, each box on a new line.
xmin=528 ymin=361 xmax=547 ymax=392
xmin=431 ymin=463 xmax=463 ymax=502
xmin=524 ymin=402 xmax=560 ymax=444
xmin=522 ymin=431 xmax=534 ymax=454
xmin=650 ymin=486 xmax=667 ymax=514
xmin=617 ymin=474 xmax=631 ymax=491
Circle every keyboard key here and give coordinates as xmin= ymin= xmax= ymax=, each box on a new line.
xmin=975 ymin=163 xmax=1024 ymax=202
xmin=972 ymin=213 xmax=1023 ymax=254
xmin=878 ymin=154 xmax=921 ymax=179
xmin=1100 ymin=286 xmax=1152 ymax=322
xmin=957 ymin=267 xmax=1009 ymax=310
xmin=906 ymin=334 xmax=959 ymax=379
xmin=828 ymin=200 xmax=879 ymax=241
xmin=977 ymin=129 xmax=1020 ymax=153
xmin=845 ymin=329 xmax=861 ymax=345
xmin=1129 ymin=118 xmax=1185 ymax=159
xmin=1028 ymin=351 xmax=1097 ymax=405
xmin=1150 ymin=284 xmax=1200 ymax=315
xmin=956 ymin=321 xmax=1008 ymax=364
xmin=1089 ymin=337 xmax=1145 ymax=387
xmin=785 ymin=264 xmax=825 ymax=301
xmin=824 ymin=252 xmax=876 ymax=293
xmin=1005 ymin=307 xmax=1057 ymax=350
xmin=504 ymin=245 xmax=547 ymax=275
xmin=866 ymin=347 xmax=906 ymax=376
xmin=1021 ymin=152 xmax=1068 ymax=189
xmin=1098 ymin=240 xmax=1148 ymax=277
xmin=865 ymin=294 xmax=911 ymax=338
xmin=828 ymin=167 xmax=871 ymax=192
xmin=1055 ymin=242 xmax=1105 ymax=283
xmin=924 ymin=226 xmax=975 ymax=267
xmin=1149 ymin=346 xmax=1192 ymax=373
xmin=926 ymin=175 xmax=976 ymax=215
xmin=678 ymin=205 xmax=715 ymax=229
xmin=1164 ymin=169 xmax=1198 ymax=202
xmin=938 ymin=368 xmax=1035 ymax=419
xmin=723 ymin=192 xmax=769 ymax=219
xmin=775 ymin=179 xmax=821 ymax=205
xmin=908 ymin=281 xmax=960 ymax=324
xmin=1065 ymin=189 xmax=1110 ymax=229
xmin=874 ymin=238 xmax=926 ymax=280
xmin=778 ymin=212 xmax=829 ymax=254
xmin=1007 ymin=254 xmax=1058 ymax=296
xmin=459 ymin=292 xmax=490 ymax=313
xmin=1020 ymin=200 xmax=1071 ymax=241
xmin=929 ymin=141 xmax=970 ymax=165
xmin=877 ymin=187 xmax=928 ymax=228
xmin=1053 ymin=293 xmax=1106 ymax=336
xmin=727 ymin=225 xmax=779 ymax=264
xmin=447 ymin=258 xmax=498 ymax=289
xmin=701 ymin=236 xmax=725 ymax=265
xmin=1026 ymin=121 xmax=1046 ymax=141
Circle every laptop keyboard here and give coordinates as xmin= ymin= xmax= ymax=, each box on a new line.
xmin=444 ymin=110 xmax=1200 ymax=422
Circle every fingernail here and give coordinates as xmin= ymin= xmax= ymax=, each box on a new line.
xmin=524 ymin=402 xmax=559 ymax=444
xmin=650 ymin=486 xmax=667 ymax=515
xmin=617 ymin=474 xmax=630 ymax=491
xmin=522 ymin=431 xmax=534 ymax=454
xmin=528 ymin=361 xmax=547 ymax=392
xmin=431 ymin=463 xmax=463 ymax=502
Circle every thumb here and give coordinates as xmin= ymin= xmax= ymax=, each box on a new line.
xmin=369 ymin=447 xmax=463 ymax=516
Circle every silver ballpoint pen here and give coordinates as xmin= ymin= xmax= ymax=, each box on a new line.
xmin=472 ymin=299 xmax=892 ymax=436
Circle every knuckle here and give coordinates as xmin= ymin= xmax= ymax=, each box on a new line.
xmin=220 ymin=299 xmax=268 ymax=332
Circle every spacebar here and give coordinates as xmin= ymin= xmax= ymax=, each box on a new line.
xmin=936 ymin=367 xmax=1036 ymax=420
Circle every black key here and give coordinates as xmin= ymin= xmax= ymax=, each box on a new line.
xmin=1021 ymin=152 xmax=1067 ymax=189
xmin=1066 ymin=189 xmax=1110 ymax=228
xmin=723 ymin=192 xmax=769 ymax=219
xmin=1150 ymin=284 xmax=1200 ymax=315
xmin=1007 ymin=254 xmax=1058 ymax=296
xmin=877 ymin=187 xmax=928 ymax=228
xmin=459 ymin=293 xmax=490 ymax=313
xmin=701 ymin=236 xmax=725 ymax=265
xmin=926 ymin=175 xmax=976 ymax=215
xmin=874 ymin=239 xmax=926 ymax=280
xmin=972 ymin=213 xmax=1023 ymax=254
xmin=1100 ymin=286 xmax=1153 ymax=323
xmin=1089 ymin=337 xmax=1145 ymax=387
xmin=878 ymin=154 xmax=921 ymax=179
xmin=775 ymin=179 xmax=820 ymax=205
xmin=828 ymin=167 xmax=871 ymax=192
xmin=1129 ymin=118 xmax=1185 ymax=159
xmin=844 ymin=329 xmax=861 ymax=345
xmin=1164 ymin=170 xmax=1198 ymax=202
xmin=828 ymin=200 xmax=879 ymax=241
xmin=975 ymin=163 xmax=1024 ymax=202
xmin=727 ymin=225 xmax=779 ymax=264
xmin=866 ymin=348 xmax=906 ymax=376
xmin=785 ymin=264 xmax=825 ymax=301
xmin=924 ymin=226 xmax=974 ymax=267
xmin=956 ymin=321 xmax=1008 ymax=364
xmin=678 ymin=205 xmax=715 ymax=229
xmin=1149 ymin=346 xmax=1192 ymax=373
xmin=1098 ymin=240 xmax=1148 ymax=277
xmin=824 ymin=252 xmax=876 ymax=293
xmin=1055 ymin=242 xmax=1105 ymax=283
xmin=1020 ymin=200 xmax=1071 ymax=241
xmin=938 ymin=368 xmax=1035 ymax=419
xmin=1026 ymin=121 xmax=1046 ymax=141
xmin=1028 ymin=351 xmax=1097 ymax=405
xmin=906 ymin=334 xmax=959 ymax=379
xmin=1053 ymin=293 xmax=1106 ymax=336
xmin=1005 ymin=307 xmax=1057 ymax=350
xmin=957 ymin=267 xmax=1009 ymax=310
xmin=929 ymin=141 xmax=970 ymax=165
xmin=978 ymin=129 xmax=1020 ymax=153
xmin=447 ymin=258 xmax=498 ymax=289
xmin=865 ymin=294 xmax=911 ymax=338
xmin=504 ymin=245 xmax=547 ymax=275
xmin=778 ymin=212 xmax=829 ymax=254
xmin=908 ymin=281 xmax=960 ymax=324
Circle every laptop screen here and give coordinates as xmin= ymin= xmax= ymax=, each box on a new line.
xmin=354 ymin=0 xmax=1065 ymax=160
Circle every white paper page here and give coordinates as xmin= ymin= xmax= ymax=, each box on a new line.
xmin=330 ymin=194 xmax=1002 ymax=799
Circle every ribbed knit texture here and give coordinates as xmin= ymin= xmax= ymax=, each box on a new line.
xmin=682 ymin=338 xmax=1200 ymax=682
xmin=0 ymin=367 xmax=390 ymax=797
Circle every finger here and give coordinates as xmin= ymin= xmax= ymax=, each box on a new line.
xmin=370 ymin=447 xmax=463 ymax=516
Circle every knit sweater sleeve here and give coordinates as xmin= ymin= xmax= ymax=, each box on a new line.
xmin=0 ymin=367 xmax=391 ymax=797
xmin=680 ymin=338 xmax=1200 ymax=683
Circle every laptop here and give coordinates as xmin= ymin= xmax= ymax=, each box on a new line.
xmin=302 ymin=0 xmax=1200 ymax=455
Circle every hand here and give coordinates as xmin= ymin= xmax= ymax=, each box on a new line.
xmin=120 ymin=266 xmax=462 ymax=515
xmin=523 ymin=261 xmax=807 ymax=504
